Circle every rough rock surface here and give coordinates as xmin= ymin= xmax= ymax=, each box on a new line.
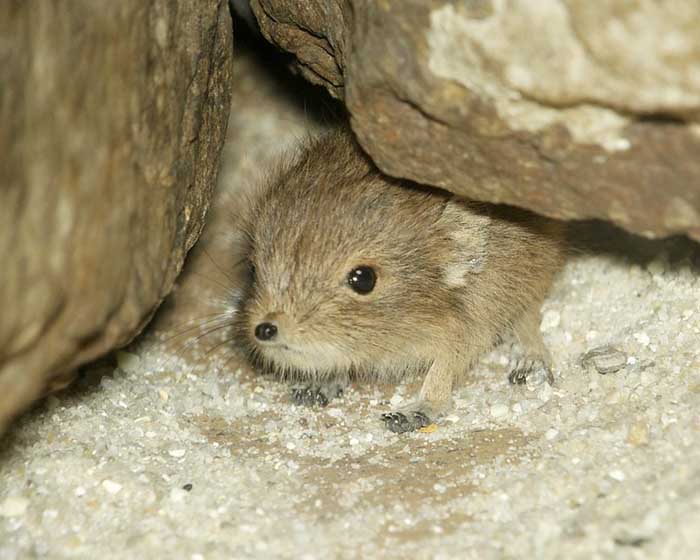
xmin=251 ymin=0 xmax=700 ymax=240
xmin=0 ymin=1 xmax=233 ymax=434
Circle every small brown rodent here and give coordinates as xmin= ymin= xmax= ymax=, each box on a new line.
xmin=236 ymin=128 xmax=566 ymax=433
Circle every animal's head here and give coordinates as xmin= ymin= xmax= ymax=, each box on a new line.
xmin=237 ymin=131 xmax=490 ymax=378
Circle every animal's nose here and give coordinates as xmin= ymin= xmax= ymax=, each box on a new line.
xmin=255 ymin=322 xmax=278 ymax=341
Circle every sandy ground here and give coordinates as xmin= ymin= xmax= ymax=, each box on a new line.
xmin=2 ymin=34 xmax=700 ymax=560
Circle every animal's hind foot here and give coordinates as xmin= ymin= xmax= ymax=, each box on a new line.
xmin=381 ymin=410 xmax=431 ymax=434
xmin=380 ymin=399 xmax=442 ymax=433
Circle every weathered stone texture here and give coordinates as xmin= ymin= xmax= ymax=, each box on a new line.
xmin=0 ymin=0 xmax=233 ymax=433
xmin=251 ymin=0 xmax=700 ymax=240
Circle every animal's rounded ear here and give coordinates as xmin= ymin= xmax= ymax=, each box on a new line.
xmin=438 ymin=199 xmax=491 ymax=283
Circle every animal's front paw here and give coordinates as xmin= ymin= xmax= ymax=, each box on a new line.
xmin=508 ymin=357 xmax=554 ymax=386
xmin=291 ymin=386 xmax=329 ymax=407
xmin=381 ymin=410 xmax=431 ymax=434
xmin=290 ymin=383 xmax=344 ymax=408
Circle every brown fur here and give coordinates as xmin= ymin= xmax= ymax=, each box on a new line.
xmin=235 ymin=128 xmax=566 ymax=432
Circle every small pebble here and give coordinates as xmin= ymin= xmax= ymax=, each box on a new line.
xmin=540 ymin=310 xmax=561 ymax=331
xmin=182 ymin=484 xmax=193 ymax=492
xmin=536 ymin=383 xmax=553 ymax=403
xmin=101 ymin=480 xmax=122 ymax=495
xmin=0 ymin=496 xmax=29 ymax=517
xmin=526 ymin=368 xmax=550 ymax=389
xmin=581 ymin=346 xmax=628 ymax=375
xmin=169 ymin=449 xmax=186 ymax=458
xmin=627 ymin=422 xmax=650 ymax=446
xmin=545 ymin=428 xmax=559 ymax=441
xmin=609 ymin=469 xmax=626 ymax=482
xmin=46 ymin=395 xmax=61 ymax=409
xmin=116 ymin=351 xmax=141 ymax=373
xmin=490 ymin=403 xmax=509 ymax=419
xmin=646 ymin=258 xmax=666 ymax=276
xmin=633 ymin=332 xmax=651 ymax=347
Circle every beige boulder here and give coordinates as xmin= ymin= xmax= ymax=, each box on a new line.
xmin=0 ymin=0 xmax=233 ymax=433
xmin=251 ymin=0 xmax=700 ymax=240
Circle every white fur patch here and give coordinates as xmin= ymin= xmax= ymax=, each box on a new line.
xmin=444 ymin=261 xmax=470 ymax=287
xmin=278 ymin=270 xmax=291 ymax=292
xmin=439 ymin=199 xmax=490 ymax=279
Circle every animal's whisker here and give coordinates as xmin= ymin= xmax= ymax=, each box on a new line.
xmin=201 ymin=246 xmax=238 ymax=287
xmin=160 ymin=313 xmax=234 ymax=344
xmin=187 ymin=271 xmax=232 ymax=293
xmin=161 ymin=322 xmax=237 ymax=372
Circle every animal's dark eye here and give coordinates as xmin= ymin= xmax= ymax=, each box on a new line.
xmin=347 ymin=266 xmax=376 ymax=294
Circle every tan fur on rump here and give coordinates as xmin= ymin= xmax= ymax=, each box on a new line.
xmin=234 ymin=127 xmax=567 ymax=432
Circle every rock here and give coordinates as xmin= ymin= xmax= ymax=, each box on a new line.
xmin=581 ymin=346 xmax=628 ymax=375
xmin=627 ymin=421 xmax=650 ymax=447
xmin=633 ymin=332 xmax=652 ymax=347
xmin=490 ymin=403 xmax=509 ymax=419
xmin=101 ymin=480 xmax=123 ymax=495
xmin=0 ymin=1 xmax=233 ymax=434
xmin=540 ymin=310 xmax=561 ymax=332
xmin=116 ymin=351 xmax=141 ymax=374
xmin=0 ymin=496 xmax=29 ymax=518
xmin=250 ymin=0 xmax=700 ymax=241
xmin=608 ymin=469 xmax=626 ymax=482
